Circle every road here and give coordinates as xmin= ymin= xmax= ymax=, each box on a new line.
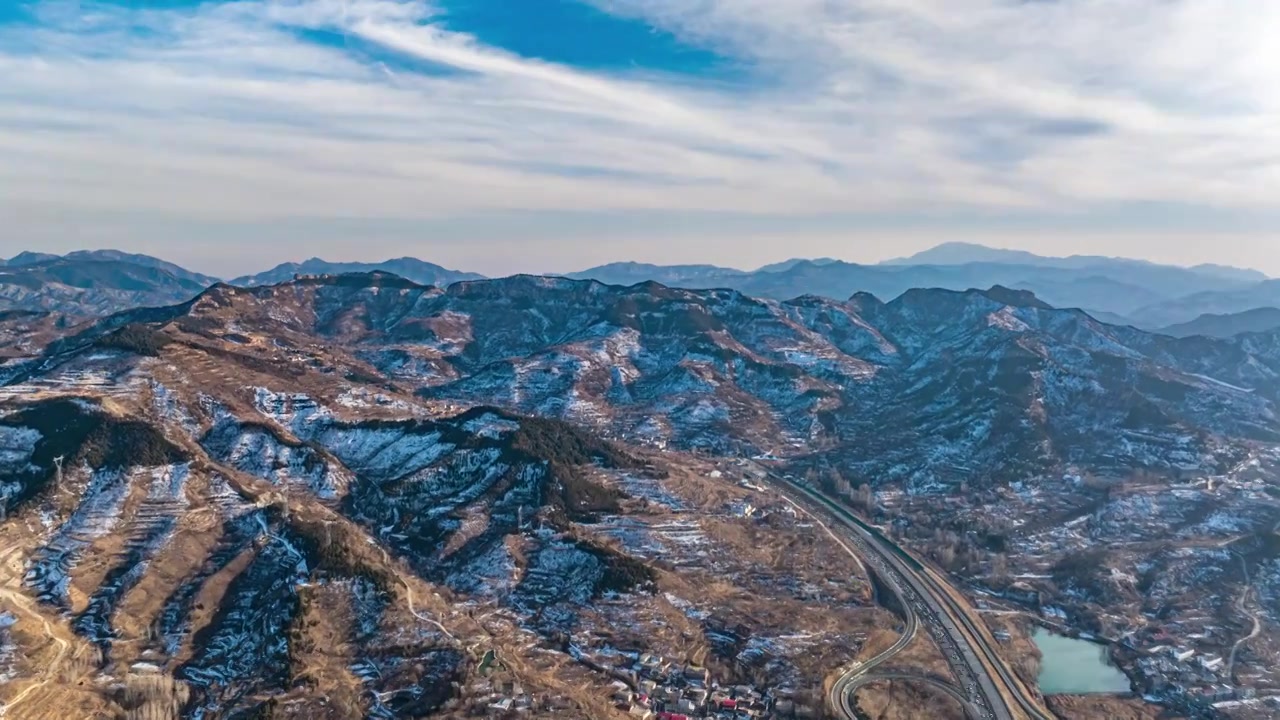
xmin=835 ymin=671 xmax=986 ymax=719
xmin=772 ymin=474 xmax=1055 ymax=720
xmin=1227 ymin=552 xmax=1261 ymax=682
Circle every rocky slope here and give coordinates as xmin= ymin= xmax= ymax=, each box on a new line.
xmin=30 ymin=272 xmax=1280 ymax=494
xmin=2 ymin=268 xmax=1279 ymax=718
xmin=0 ymin=298 xmax=874 ymax=718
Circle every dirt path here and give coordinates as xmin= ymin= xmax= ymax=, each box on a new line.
xmin=1227 ymin=552 xmax=1262 ymax=682
xmin=0 ymin=589 xmax=71 ymax=718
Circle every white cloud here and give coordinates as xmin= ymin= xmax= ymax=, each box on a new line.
xmin=0 ymin=0 xmax=1277 ymax=270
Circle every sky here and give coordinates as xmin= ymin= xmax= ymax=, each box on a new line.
xmin=1 ymin=0 xmax=1278 ymax=277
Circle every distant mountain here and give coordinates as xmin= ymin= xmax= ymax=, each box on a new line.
xmin=1155 ymin=307 xmax=1280 ymax=338
xmin=1080 ymin=308 xmax=1136 ymax=327
xmin=564 ymin=249 xmax=1263 ymax=322
xmin=754 ymin=257 xmax=840 ymax=274
xmin=230 ymin=257 xmax=484 ymax=288
xmin=1187 ymin=263 xmax=1272 ymax=284
xmin=2 ymin=249 xmax=220 ymax=287
xmin=564 ymin=261 xmax=743 ymax=287
xmin=1008 ymin=275 xmax=1165 ymax=316
xmin=3 ymin=251 xmax=61 ymax=267
xmin=884 ymin=242 xmax=1270 ymax=282
xmin=883 ymin=242 xmax=1052 ymax=267
xmin=0 ymin=256 xmax=212 ymax=317
xmin=64 ymin=249 xmax=221 ymax=286
xmin=1131 ymin=280 xmax=1280 ymax=329
xmin=730 ymin=260 xmax=1245 ymax=314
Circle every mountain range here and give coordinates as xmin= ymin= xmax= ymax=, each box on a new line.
xmin=1157 ymin=307 xmax=1280 ymax=339
xmin=0 ymin=273 xmax=893 ymax=719
xmin=228 ymin=257 xmax=484 ymax=288
xmin=3 ymin=244 xmax=1277 ymax=332
xmin=3 ymin=262 xmax=1280 ymax=717
xmin=17 ymin=272 xmax=1277 ymax=490
xmin=567 ymin=245 xmax=1277 ymax=328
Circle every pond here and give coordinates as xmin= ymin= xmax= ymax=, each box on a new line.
xmin=1033 ymin=628 xmax=1132 ymax=695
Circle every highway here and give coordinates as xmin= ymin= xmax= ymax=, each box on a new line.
xmin=771 ymin=473 xmax=1056 ymax=720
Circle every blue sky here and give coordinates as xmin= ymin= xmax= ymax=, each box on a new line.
xmin=1 ymin=0 xmax=1278 ymax=276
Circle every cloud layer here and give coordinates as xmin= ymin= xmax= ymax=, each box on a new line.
xmin=1 ymin=0 xmax=1277 ymax=274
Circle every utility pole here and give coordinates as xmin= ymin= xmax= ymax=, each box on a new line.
xmin=53 ymin=455 xmax=65 ymax=496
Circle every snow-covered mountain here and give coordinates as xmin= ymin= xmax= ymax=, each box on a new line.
xmin=3 ymin=268 xmax=1280 ymax=716
xmin=0 ymin=279 xmax=891 ymax=717
xmin=45 ymin=272 xmax=1280 ymax=490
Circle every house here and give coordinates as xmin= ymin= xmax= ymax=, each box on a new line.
xmin=1199 ymin=656 xmax=1224 ymax=672
xmin=684 ymin=665 xmax=712 ymax=685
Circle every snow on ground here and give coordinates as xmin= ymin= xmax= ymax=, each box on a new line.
xmin=1256 ymin=560 xmax=1280 ymax=624
xmin=0 ymin=612 xmax=16 ymax=685
xmin=253 ymin=387 xmax=331 ymax=430
xmin=596 ymin=516 xmax=708 ymax=567
xmin=149 ymin=463 xmax=191 ymax=504
xmin=0 ymin=425 xmax=40 ymax=473
xmin=614 ymin=473 xmax=687 ymax=511
xmin=74 ymin=465 xmax=191 ymax=649
xmin=461 ymin=412 xmax=520 ymax=439
xmin=25 ymin=467 xmax=131 ymax=607
xmin=1188 ymin=373 xmax=1254 ymax=394
xmin=446 ymin=540 xmax=517 ymax=596
xmin=311 ymin=425 xmax=458 ymax=485
xmin=336 ymin=387 xmax=415 ymax=412
xmin=202 ymin=410 xmax=349 ymax=499
xmin=150 ymin=381 xmax=200 ymax=434
xmin=663 ymin=592 xmax=711 ymax=622
xmin=1184 ymin=509 xmax=1256 ymax=537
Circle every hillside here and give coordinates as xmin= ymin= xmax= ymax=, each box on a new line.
xmin=1157 ymin=307 xmax=1280 ymax=338
xmin=36 ymin=272 xmax=1280 ymax=490
xmin=0 ymin=284 xmax=882 ymax=718
xmin=0 ymin=257 xmax=212 ymax=318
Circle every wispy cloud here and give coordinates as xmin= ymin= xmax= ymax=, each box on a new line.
xmin=0 ymin=0 xmax=1277 ymax=272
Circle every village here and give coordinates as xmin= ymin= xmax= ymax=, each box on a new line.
xmin=569 ymin=645 xmax=818 ymax=720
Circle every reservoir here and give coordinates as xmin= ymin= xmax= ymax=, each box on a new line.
xmin=1033 ymin=628 xmax=1132 ymax=695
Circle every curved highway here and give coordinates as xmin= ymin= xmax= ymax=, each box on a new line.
xmin=772 ymin=473 xmax=1056 ymax=720
xmin=835 ymin=671 xmax=986 ymax=719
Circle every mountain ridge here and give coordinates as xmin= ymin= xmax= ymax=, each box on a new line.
xmin=29 ymin=271 xmax=1278 ymax=488
xmin=1157 ymin=306 xmax=1280 ymax=338
xmin=229 ymin=257 xmax=485 ymax=288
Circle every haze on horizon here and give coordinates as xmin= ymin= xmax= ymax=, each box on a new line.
xmin=1 ymin=0 xmax=1278 ymax=277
